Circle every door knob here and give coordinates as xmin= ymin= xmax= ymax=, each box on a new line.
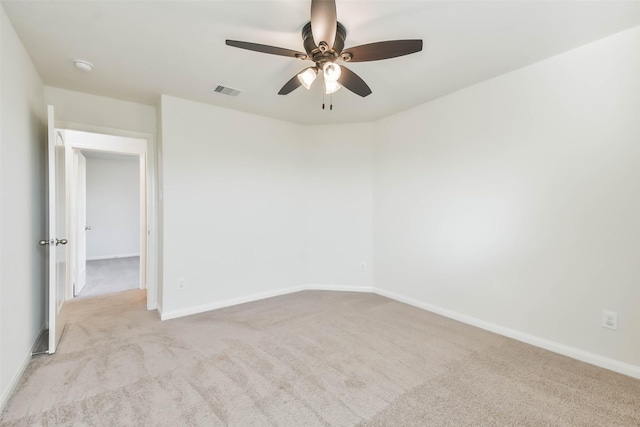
xmin=84 ymin=225 xmax=92 ymax=231
xmin=39 ymin=239 xmax=51 ymax=246
xmin=55 ymin=238 xmax=68 ymax=246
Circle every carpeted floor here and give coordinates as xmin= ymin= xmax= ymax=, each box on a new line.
xmin=78 ymin=256 xmax=140 ymax=298
xmin=1 ymin=290 xmax=639 ymax=426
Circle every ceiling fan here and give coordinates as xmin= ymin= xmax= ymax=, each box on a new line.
xmin=225 ymin=0 xmax=423 ymax=99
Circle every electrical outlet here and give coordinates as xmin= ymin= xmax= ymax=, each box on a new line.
xmin=360 ymin=262 xmax=366 ymax=271
xmin=178 ymin=278 xmax=186 ymax=290
xmin=602 ymin=310 xmax=617 ymax=330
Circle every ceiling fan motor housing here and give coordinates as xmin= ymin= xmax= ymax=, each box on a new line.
xmin=302 ymin=22 xmax=346 ymax=66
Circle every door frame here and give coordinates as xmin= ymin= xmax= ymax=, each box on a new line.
xmin=56 ymin=121 xmax=158 ymax=311
xmin=72 ymin=149 xmax=88 ymax=296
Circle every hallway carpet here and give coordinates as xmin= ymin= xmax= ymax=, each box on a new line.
xmin=1 ymin=290 xmax=639 ymax=426
xmin=78 ymin=256 xmax=139 ymax=298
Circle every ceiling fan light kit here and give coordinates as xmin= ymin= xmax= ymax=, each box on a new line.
xmin=323 ymin=62 xmax=341 ymax=81
xmin=225 ymin=0 xmax=422 ymax=106
xmin=297 ymin=67 xmax=318 ymax=89
xmin=324 ymin=80 xmax=341 ymax=95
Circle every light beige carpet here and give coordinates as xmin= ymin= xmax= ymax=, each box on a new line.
xmin=79 ymin=256 xmax=140 ymax=298
xmin=1 ymin=290 xmax=639 ymax=426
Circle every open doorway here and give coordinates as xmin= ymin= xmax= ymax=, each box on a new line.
xmin=61 ymin=129 xmax=149 ymax=303
xmin=75 ymin=150 xmax=141 ymax=298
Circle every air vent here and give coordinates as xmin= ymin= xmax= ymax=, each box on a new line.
xmin=214 ymin=85 xmax=241 ymax=97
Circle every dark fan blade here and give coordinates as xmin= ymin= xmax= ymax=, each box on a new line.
xmin=338 ymin=66 xmax=372 ymax=97
xmin=311 ymin=0 xmax=337 ymax=49
xmin=278 ymin=72 xmax=304 ymax=95
xmin=226 ymin=40 xmax=306 ymax=59
xmin=343 ymin=40 xmax=423 ymax=62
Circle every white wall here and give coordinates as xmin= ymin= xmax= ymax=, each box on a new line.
xmin=305 ymin=123 xmax=374 ymax=289
xmin=85 ymin=156 xmax=140 ymax=260
xmin=0 ymin=4 xmax=46 ymax=409
xmin=44 ymin=87 xmax=156 ymax=136
xmin=160 ymin=95 xmax=309 ymax=317
xmin=373 ymin=26 xmax=640 ymax=371
xmin=160 ymin=96 xmax=376 ymax=318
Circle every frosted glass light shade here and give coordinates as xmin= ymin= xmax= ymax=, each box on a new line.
xmin=297 ymin=68 xmax=317 ymax=90
xmin=325 ymin=80 xmax=341 ymax=94
xmin=323 ymin=62 xmax=341 ymax=81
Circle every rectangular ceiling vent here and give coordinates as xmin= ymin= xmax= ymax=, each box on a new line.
xmin=214 ymin=85 xmax=242 ymax=97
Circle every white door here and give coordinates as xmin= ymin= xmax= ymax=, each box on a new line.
xmin=75 ymin=151 xmax=88 ymax=296
xmin=45 ymin=105 xmax=68 ymax=354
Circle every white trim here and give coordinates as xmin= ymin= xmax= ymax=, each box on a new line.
xmin=86 ymin=253 xmax=140 ymax=261
xmin=372 ymin=287 xmax=640 ymax=380
xmin=305 ymin=284 xmax=373 ymax=293
xmin=63 ymin=132 xmax=146 ymax=154
xmin=54 ymin=121 xmax=151 ymax=144
xmin=160 ymin=286 xmax=305 ymax=320
xmin=55 ymin=124 xmax=158 ymax=311
xmin=0 ymin=329 xmax=43 ymax=412
xmin=156 ymin=303 xmax=163 ymax=320
xmin=159 ymin=284 xmax=372 ymax=321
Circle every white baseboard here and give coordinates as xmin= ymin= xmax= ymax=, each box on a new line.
xmin=0 ymin=327 xmax=44 ymax=412
xmin=159 ymin=284 xmax=373 ymax=321
xmin=304 ymin=284 xmax=373 ymax=293
xmin=86 ymin=253 xmax=140 ymax=261
xmin=160 ymin=285 xmax=306 ymax=320
xmin=373 ymin=287 xmax=640 ymax=380
xmin=156 ymin=303 xmax=163 ymax=320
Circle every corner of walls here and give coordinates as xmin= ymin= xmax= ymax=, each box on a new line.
xmin=159 ymin=95 xmax=308 ymax=315
xmin=304 ymin=122 xmax=375 ymax=291
xmin=155 ymin=97 xmax=164 ymax=313
xmin=0 ymin=332 xmax=43 ymax=411
xmin=158 ymin=95 xmax=377 ymax=319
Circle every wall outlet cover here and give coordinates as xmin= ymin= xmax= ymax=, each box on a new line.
xmin=602 ymin=310 xmax=618 ymax=330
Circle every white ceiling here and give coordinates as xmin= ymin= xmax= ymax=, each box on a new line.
xmin=3 ymin=1 xmax=640 ymax=125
